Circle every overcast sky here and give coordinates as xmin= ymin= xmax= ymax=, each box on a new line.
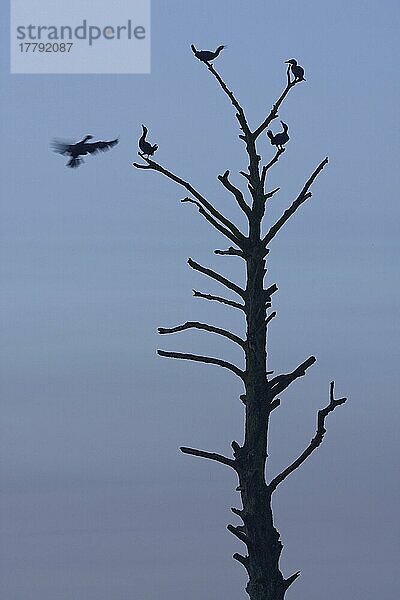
xmin=1 ymin=1 xmax=399 ymax=599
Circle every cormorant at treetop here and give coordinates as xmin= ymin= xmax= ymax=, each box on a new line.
xmin=138 ymin=125 xmax=158 ymax=158
xmin=191 ymin=44 xmax=225 ymax=63
xmin=267 ymin=121 xmax=290 ymax=150
xmin=285 ymin=59 xmax=305 ymax=82
xmin=51 ymin=135 xmax=119 ymax=168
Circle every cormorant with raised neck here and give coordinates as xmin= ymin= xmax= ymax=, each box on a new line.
xmin=191 ymin=44 xmax=225 ymax=63
xmin=267 ymin=121 xmax=290 ymax=150
xmin=138 ymin=125 xmax=158 ymax=158
xmin=51 ymin=135 xmax=119 ymax=168
xmin=285 ymin=59 xmax=305 ymax=82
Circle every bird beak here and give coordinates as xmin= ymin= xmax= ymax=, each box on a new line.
xmin=284 ymin=60 xmax=290 ymax=63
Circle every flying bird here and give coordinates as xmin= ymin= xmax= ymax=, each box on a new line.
xmin=138 ymin=125 xmax=158 ymax=157
xmin=285 ymin=59 xmax=305 ymax=82
xmin=51 ymin=135 xmax=119 ymax=168
xmin=191 ymin=44 xmax=225 ymax=63
xmin=267 ymin=121 xmax=290 ymax=150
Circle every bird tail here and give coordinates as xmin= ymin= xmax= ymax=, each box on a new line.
xmin=66 ymin=157 xmax=82 ymax=168
xmin=266 ymin=130 xmax=274 ymax=142
xmin=191 ymin=44 xmax=197 ymax=54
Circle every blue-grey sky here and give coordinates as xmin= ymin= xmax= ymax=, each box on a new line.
xmin=1 ymin=1 xmax=399 ymax=598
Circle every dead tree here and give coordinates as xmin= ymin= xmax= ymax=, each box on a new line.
xmin=133 ymin=53 xmax=347 ymax=600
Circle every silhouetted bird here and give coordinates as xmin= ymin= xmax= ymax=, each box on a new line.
xmin=138 ymin=125 xmax=158 ymax=157
xmin=285 ymin=59 xmax=305 ymax=81
xmin=191 ymin=44 xmax=225 ymax=63
xmin=51 ymin=135 xmax=119 ymax=168
xmin=267 ymin=121 xmax=290 ymax=150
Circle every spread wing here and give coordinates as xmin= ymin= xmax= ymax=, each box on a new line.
xmin=51 ymin=139 xmax=75 ymax=155
xmin=83 ymin=138 xmax=119 ymax=155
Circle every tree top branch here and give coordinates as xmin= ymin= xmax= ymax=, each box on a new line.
xmin=253 ymin=67 xmax=299 ymax=139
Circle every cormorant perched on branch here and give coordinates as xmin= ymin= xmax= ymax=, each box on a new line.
xmin=191 ymin=44 xmax=225 ymax=63
xmin=267 ymin=121 xmax=290 ymax=150
xmin=51 ymin=135 xmax=119 ymax=168
xmin=138 ymin=125 xmax=158 ymax=158
xmin=285 ymin=59 xmax=305 ymax=82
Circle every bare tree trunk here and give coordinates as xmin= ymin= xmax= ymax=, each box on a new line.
xmin=240 ymin=258 xmax=284 ymax=599
xmin=231 ymin=143 xmax=287 ymax=599
xmin=133 ymin=51 xmax=347 ymax=600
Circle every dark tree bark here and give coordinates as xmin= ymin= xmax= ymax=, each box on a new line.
xmin=133 ymin=55 xmax=347 ymax=600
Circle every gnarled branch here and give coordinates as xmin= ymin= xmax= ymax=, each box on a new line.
xmin=263 ymin=157 xmax=329 ymax=246
xmin=202 ymin=63 xmax=261 ymax=196
xmin=157 ymin=350 xmax=245 ymax=380
xmin=133 ymin=154 xmax=245 ymax=243
xmin=192 ymin=289 xmax=245 ymax=311
xmin=188 ymin=258 xmax=245 ymax=298
xmin=268 ymin=356 xmax=316 ymax=398
xmin=181 ymin=197 xmax=241 ymax=245
xmin=180 ymin=446 xmax=236 ymax=469
xmin=158 ymin=321 xmax=245 ymax=349
xmin=268 ymin=382 xmax=347 ymax=492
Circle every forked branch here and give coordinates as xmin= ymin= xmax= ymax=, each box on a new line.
xmin=181 ymin=197 xmax=242 ymax=245
xmin=268 ymin=382 xmax=347 ymax=492
xmin=202 ymin=62 xmax=261 ymax=191
xmin=133 ymin=154 xmax=245 ymax=243
xmin=188 ymin=258 xmax=245 ymax=298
